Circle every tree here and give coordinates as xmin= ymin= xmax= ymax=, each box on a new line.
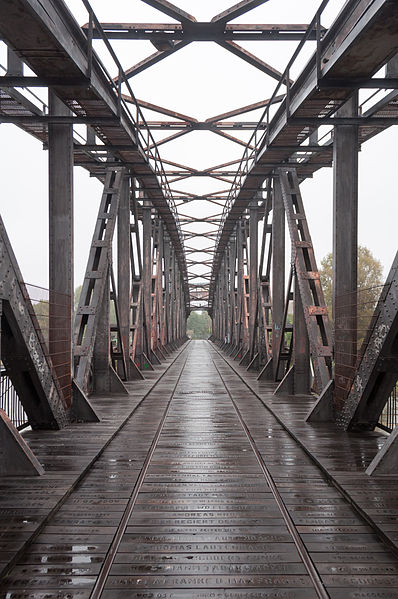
xmin=32 ymin=300 xmax=49 ymax=342
xmin=74 ymin=285 xmax=82 ymax=313
xmin=186 ymin=311 xmax=212 ymax=339
xmin=319 ymin=245 xmax=383 ymax=345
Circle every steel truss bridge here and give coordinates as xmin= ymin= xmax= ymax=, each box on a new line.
xmin=1 ymin=0 xmax=398 ymax=596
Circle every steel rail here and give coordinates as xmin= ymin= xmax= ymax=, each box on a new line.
xmin=0 ymin=340 xmax=190 ymax=581
xmin=212 ymin=356 xmax=330 ymax=599
xmin=210 ymin=339 xmax=398 ymax=559
xmin=89 ymin=348 xmax=191 ymax=599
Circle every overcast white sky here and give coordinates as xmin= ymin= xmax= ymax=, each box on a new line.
xmin=1 ymin=0 xmax=397 ymax=298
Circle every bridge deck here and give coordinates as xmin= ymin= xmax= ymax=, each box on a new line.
xmin=1 ymin=341 xmax=398 ymax=598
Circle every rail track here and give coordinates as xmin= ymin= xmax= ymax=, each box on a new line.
xmin=2 ymin=340 xmax=398 ymax=598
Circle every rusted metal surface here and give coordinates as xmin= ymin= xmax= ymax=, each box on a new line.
xmin=74 ymin=168 xmax=125 ymax=395
xmin=278 ymin=168 xmax=332 ymax=394
xmin=337 ymin=252 xmax=398 ymax=431
xmin=0 ymin=0 xmax=189 ymax=310
xmin=0 ymin=216 xmax=69 ymax=430
xmin=2 ymin=1 xmax=398 ymax=315
xmin=85 ymin=22 xmax=320 ymax=42
xmin=209 ymin=0 xmax=398 ymax=310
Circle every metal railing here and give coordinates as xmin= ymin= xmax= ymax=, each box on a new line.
xmin=24 ymin=283 xmax=73 ymax=407
xmin=214 ymin=0 xmax=332 ymax=254
xmin=1 ymin=0 xmax=184 ymax=249
xmin=0 ymin=369 xmax=28 ymax=430
xmin=333 ymin=283 xmax=397 ymax=433
xmin=379 ymin=386 xmax=398 ymax=433
xmin=80 ymin=0 xmax=183 ymax=245
xmin=212 ymin=0 xmax=395 ymax=267
xmin=0 ymin=281 xmax=73 ymax=424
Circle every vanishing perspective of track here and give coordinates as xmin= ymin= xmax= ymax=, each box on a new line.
xmin=2 ymin=341 xmax=398 ymax=598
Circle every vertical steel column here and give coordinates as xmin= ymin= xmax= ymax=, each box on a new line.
xmin=92 ymin=260 xmax=127 ymax=395
xmin=249 ymin=199 xmax=259 ymax=361
xmin=212 ymin=277 xmax=219 ymax=340
xmin=170 ymin=246 xmax=177 ymax=345
xmin=156 ymin=221 xmax=165 ymax=351
xmin=223 ymin=253 xmax=230 ymax=344
xmin=48 ymin=91 xmax=73 ymax=408
xmin=142 ymin=202 xmax=152 ymax=357
xmin=230 ymin=232 xmax=238 ymax=350
xmin=93 ymin=265 xmax=110 ymax=391
xmin=333 ymin=94 xmax=358 ymax=412
xmin=117 ymin=173 xmax=131 ymax=377
xmin=218 ymin=259 xmax=226 ymax=343
xmin=175 ymin=268 xmax=181 ymax=341
xmin=130 ymin=182 xmax=144 ymax=368
xmin=235 ymin=221 xmax=244 ymax=356
xmin=221 ymin=256 xmax=227 ymax=342
xmin=272 ymin=176 xmax=285 ymax=380
xmin=163 ymin=234 xmax=172 ymax=347
xmin=293 ymin=277 xmax=311 ymax=394
xmin=225 ymin=241 xmax=233 ymax=345
xmin=7 ymin=47 xmax=23 ymax=76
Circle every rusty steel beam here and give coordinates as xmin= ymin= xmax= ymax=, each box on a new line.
xmin=74 ymin=168 xmax=128 ymax=397
xmin=122 ymin=40 xmax=189 ymax=79
xmin=211 ymin=128 xmax=255 ymax=149
xmin=139 ymin=121 xmax=267 ymax=129
xmin=278 ymin=168 xmax=332 ymax=394
xmin=85 ymin=22 xmax=319 ymax=42
xmin=149 ymin=129 xmax=192 ymax=150
xmin=124 ymin=95 xmax=197 ymax=123
xmin=209 ymin=0 xmax=398 ymax=313
xmin=0 ymin=216 xmax=70 ymax=430
xmin=140 ymin=0 xmax=197 ymax=25
xmin=205 ymin=97 xmax=284 ymax=124
xmin=211 ymin=0 xmax=270 ymax=24
xmin=218 ymin=41 xmax=292 ymax=82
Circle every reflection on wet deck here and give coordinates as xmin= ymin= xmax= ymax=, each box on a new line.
xmin=0 ymin=341 xmax=398 ymax=599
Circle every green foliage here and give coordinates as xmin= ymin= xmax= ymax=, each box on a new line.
xmin=319 ymin=252 xmax=333 ymax=317
xmin=74 ymin=285 xmax=82 ymax=313
xmin=32 ymin=300 xmax=49 ymax=342
xmin=74 ymin=284 xmax=115 ymax=323
xmin=319 ymin=245 xmax=384 ymax=345
xmin=187 ymin=311 xmax=212 ymax=339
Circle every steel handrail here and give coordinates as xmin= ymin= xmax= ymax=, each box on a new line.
xmin=213 ymin=0 xmax=332 ymax=253
xmin=81 ymin=0 xmax=184 ymax=243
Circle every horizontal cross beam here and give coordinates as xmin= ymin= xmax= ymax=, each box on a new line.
xmin=83 ymin=22 xmax=318 ymax=42
xmin=139 ymin=121 xmax=267 ymax=130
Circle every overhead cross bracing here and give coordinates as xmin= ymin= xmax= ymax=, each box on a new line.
xmin=1 ymin=0 xmax=398 ymax=313
xmin=0 ymin=0 xmax=338 ymax=310
xmin=1 ymin=0 xmax=398 ymax=424
xmin=3 ymin=0 xmax=398 ymax=593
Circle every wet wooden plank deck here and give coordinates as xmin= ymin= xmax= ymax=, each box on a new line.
xmin=0 ymin=345 xmax=187 ymax=579
xmin=1 ymin=340 xmax=398 ymax=598
xmin=212 ymin=342 xmax=398 ymax=554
